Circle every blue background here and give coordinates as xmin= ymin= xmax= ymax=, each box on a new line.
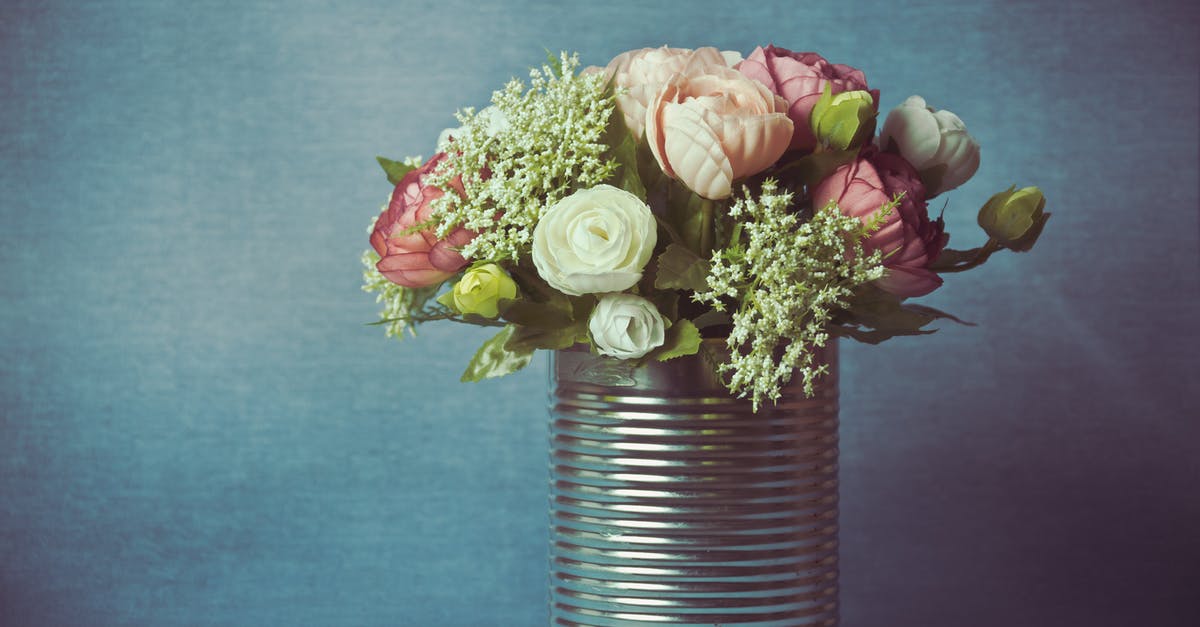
xmin=2 ymin=1 xmax=1198 ymax=625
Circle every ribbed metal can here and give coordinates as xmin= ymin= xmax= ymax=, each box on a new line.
xmin=548 ymin=341 xmax=840 ymax=626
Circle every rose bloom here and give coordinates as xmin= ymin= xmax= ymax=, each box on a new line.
xmin=370 ymin=154 xmax=475 ymax=288
xmin=812 ymin=148 xmax=948 ymax=298
xmin=738 ymin=45 xmax=877 ymax=153
xmin=645 ymin=57 xmax=793 ymax=200
xmin=880 ymin=95 xmax=981 ymax=196
xmin=449 ymin=263 xmax=517 ymax=319
xmin=588 ymin=293 xmax=666 ymax=360
xmin=532 ymin=185 xmax=656 ymax=296
xmin=604 ymin=46 xmax=729 ymax=138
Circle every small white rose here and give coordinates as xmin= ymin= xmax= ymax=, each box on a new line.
xmin=879 ymin=95 xmax=981 ymax=196
xmin=531 ymin=185 xmax=657 ymax=296
xmin=588 ymin=293 xmax=667 ymax=360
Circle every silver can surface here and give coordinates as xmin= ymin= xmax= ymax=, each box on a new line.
xmin=549 ymin=341 xmax=840 ymax=626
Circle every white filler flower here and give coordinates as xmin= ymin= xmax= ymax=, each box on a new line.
xmin=588 ymin=293 xmax=666 ymax=359
xmin=436 ymin=105 xmax=510 ymax=151
xmin=880 ymin=95 xmax=981 ymax=196
xmin=531 ymin=184 xmax=657 ymax=296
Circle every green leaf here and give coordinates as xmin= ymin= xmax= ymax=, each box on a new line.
xmin=829 ymin=324 xmax=932 ymax=345
xmin=773 ymin=148 xmax=859 ymax=189
xmin=901 ymin=303 xmax=975 ymax=327
xmin=663 ymin=187 xmax=719 ymax=257
xmin=647 ymin=290 xmax=680 ymax=323
xmin=504 ymin=320 xmax=587 ymax=353
xmin=603 ymin=106 xmax=647 ymax=199
xmin=929 ymin=246 xmax=986 ymax=271
xmin=376 ymin=156 xmax=416 ymax=185
xmin=650 ymin=319 xmax=702 ymax=361
xmin=635 ymin=135 xmax=666 ymax=194
xmin=928 ymin=240 xmax=1003 ymax=274
xmin=569 ymin=294 xmax=597 ymax=322
xmin=507 ymin=264 xmax=573 ymax=311
xmin=498 ymin=298 xmax=574 ymax=329
xmin=833 ymin=285 xmax=970 ymax=345
xmin=692 ymin=308 xmax=732 ymax=330
xmin=460 ymin=325 xmax=535 ymax=382
xmin=654 ymin=244 xmax=710 ymax=291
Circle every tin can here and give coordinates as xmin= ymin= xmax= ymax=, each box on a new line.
xmin=549 ymin=341 xmax=840 ymax=626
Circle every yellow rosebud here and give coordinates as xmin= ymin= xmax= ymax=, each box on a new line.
xmin=450 ymin=264 xmax=518 ymax=318
xmin=977 ymin=186 xmax=1049 ymax=252
xmin=810 ymin=86 xmax=877 ymax=151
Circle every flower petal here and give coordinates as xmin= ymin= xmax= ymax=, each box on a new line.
xmin=875 ymin=265 xmax=943 ymax=298
xmin=882 ymin=104 xmax=941 ymax=168
xmin=659 ymin=101 xmax=734 ymax=199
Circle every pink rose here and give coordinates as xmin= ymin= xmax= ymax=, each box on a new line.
xmin=737 ymin=46 xmax=878 ymax=153
xmin=370 ymin=153 xmax=475 ymax=288
xmin=812 ymin=148 xmax=948 ymax=298
xmin=645 ymin=56 xmax=793 ymax=200
xmin=604 ymin=46 xmax=728 ymax=138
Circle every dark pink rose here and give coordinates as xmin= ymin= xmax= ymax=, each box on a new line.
xmin=812 ymin=148 xmax=948 ymax=298
xmin=737 ymin=45 xmax=878 ymax=153
xmin=370 ymin=153 xmax=475 ymax=288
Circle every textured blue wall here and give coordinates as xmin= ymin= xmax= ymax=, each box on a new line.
xmin=2 ymin=1 xmax=1197 ymax=625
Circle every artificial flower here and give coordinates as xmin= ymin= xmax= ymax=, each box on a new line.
xmin=531 ymin=185 xmax=657 ymax=296
xmin=813 ymin=149 xmax=948 ymax=298
xmin=370 ymin=154 xmax=475 ymax=288
xmin=447 ymin=264 xmax=518 ymax=318
xmin=588 ymin=293 xmax=667 ymax=359
xmin=737 ymin=46 xmax=877 ymax=153
xmin=810 ymin=88 xmax=877 ymax=151
xmin=879 ymin=95 xmax=981 ymax=196
xmin=978 ymin=186 xmax=1048 ymax=251
xmin=604 ymin=46 xmax=727 ymax=139
xmin=645 ymin=56 xmax=792 ymax=199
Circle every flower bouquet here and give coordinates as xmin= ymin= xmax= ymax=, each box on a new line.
xmin=363 ymin=45 xmax=1049 ymax=625
xmin=362 ymin=46 xmax=1047 ymax=409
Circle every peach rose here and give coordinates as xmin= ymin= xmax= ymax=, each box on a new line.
xmin=604 ymin=46 xmax=728 ymax=138
xmin=644 ymin=57 xmax=793 ymax=200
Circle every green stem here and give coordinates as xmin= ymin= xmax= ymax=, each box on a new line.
xmin=370 ymin=312 xmax=506 ymax=328
xmin=729 ymin=222 xmax=744 ymax=254
xmin=699 ymin=198 xmax=715 ymax=259
xmin=653 ymin=214 xmax=686 ymax=247
xmin=938 ymin=239 xmax=1002 ymax=274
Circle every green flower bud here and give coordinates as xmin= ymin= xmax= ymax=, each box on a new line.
xmin=810 ymin=85 xmax=877 ymax=151
xmin=977 ymin=186 xmax=1049 ymax=252
xmin=448 ymin=264 xmax=518 ymax=318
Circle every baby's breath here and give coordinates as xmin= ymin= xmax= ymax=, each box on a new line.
xmin=694 ymin=180 xmax=889 ymax=409
xmin=426 ymin=53 xmax=616 ymax=262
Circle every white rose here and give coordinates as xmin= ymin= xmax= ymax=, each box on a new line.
xmin=436 ymin=105 xmax=510 ymax=150
xmin=588 ymin=293 xmax=666 ymax=359
xmin=879 ymin=95 xmax=981 ymax=196
xmin=531 ymin=185 xmax=657 ymax=296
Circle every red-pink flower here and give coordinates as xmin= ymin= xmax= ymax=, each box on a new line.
xmin=737 ymin=46 xmax=878 ymax=153
xmin=370 ymin=154 xmax=475 ymax=288
xmin=812 ymin=149 xmax=948 ymax=298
